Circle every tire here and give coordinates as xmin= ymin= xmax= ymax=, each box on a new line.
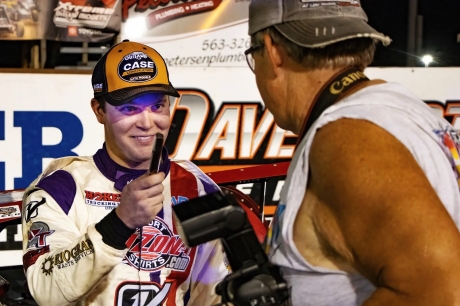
xmin=15 ymin=21 xmax=24 ymax=38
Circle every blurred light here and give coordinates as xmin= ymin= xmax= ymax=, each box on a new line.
xmin=422 ymin=54 xmax=433 ymax=67
xmin=122 ymin=16 xmax=148 ymax=39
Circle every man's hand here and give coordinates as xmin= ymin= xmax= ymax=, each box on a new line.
xmin=116 ymin=172 xmax=165 ymax=229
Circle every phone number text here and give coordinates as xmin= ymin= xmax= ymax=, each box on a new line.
xmin=202 ymin=38 xmax=251 ymax=51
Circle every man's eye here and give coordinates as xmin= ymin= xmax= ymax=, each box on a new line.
xmin=119 ymin=106 xmax=139 ymax=113
xmin=151 ymin=103 xmax=165 ymax=111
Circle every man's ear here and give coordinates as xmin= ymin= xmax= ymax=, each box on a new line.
xmin=91 ymin=98 xmax=105 ymax=124
xmin=263 ymin=33 xmax=284 ymax=74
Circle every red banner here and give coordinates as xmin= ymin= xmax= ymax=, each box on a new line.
xmin=146 ymin=0 xmax=221 ymax=29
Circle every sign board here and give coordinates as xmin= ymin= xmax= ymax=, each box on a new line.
xmin=121 ymin=0 xmax=251 ymax=68
xmin=0 ymin=0 xmax=120 ymax=41
xmin=1 ymin=67 xmax=460 ymax=266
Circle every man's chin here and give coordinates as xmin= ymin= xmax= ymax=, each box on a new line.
xmin=125 ymin=153 xmax=152 ymax=168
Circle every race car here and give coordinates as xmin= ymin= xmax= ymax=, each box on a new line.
xmin=3 ymin=0 xmax=39 ymax=23
xmin=0 ymin=162 xmax=288 ymax=305
xmin=0 ymin=4 xmax=24 ymax=38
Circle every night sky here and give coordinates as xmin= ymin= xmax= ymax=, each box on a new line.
xmin=362 ymin=0 xmax=460 ymax=67
xmin=0 ymin=0 xmax=459 ymax=68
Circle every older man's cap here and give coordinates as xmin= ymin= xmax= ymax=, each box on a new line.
xmin=248 ymin=0 xmax=391 ymax=48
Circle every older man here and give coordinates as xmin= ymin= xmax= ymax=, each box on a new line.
xmin=246 ymin=0 xmax=460 ymax=305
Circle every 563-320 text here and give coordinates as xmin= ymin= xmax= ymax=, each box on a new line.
xmin=202 ymin=38 xmax=251 ymax=51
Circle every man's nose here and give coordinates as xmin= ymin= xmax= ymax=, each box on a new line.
xmin=135 ymin=110 xmax=155 ymax=130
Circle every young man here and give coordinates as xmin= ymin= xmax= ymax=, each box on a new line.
xmin=247 ymin=0 xmax=460 ymax=305
xmin=21 ymin=40 xmax=261 ymax=306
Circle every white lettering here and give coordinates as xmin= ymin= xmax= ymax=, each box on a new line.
xmin=169 ymin=92 xmax=210 ymax=160
xmin=169 ymin=257 xmax=176 ymax=268
xmin=123 ymin=52 xmax=148 ymax=61
xmin=239 ymin=106 xmax=274 ymax=159
xmin=446 ymin=104 xmax=460 ymax=130
xmin=265 ymin=125 xmax=296 ymax=158
xmin=190 ymin=1 xmax=214 ymax=10
xmin=14 ymin=224 xmax=21 ymax=241
xmin=236 ymin=183 xmax=254 ymax=195
xmin=155 ymin=7 xmax=185 ymax=20
xmin=272 ymin=180 xmax=285 ymax=202
xmin=195 ymin=105 xmax=241 ymax=159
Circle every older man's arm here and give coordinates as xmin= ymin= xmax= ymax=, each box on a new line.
xmin=305 ymin=118 xmax=460 ymax=306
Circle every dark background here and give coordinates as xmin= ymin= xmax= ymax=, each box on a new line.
xmin=0 ymin=0 xmax=459 ymax=68
xmin=361 ymin=0 xmax=460 ymax=67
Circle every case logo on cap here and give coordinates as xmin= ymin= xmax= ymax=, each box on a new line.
xmin=118 ymin=51 xmax=158 ymax=83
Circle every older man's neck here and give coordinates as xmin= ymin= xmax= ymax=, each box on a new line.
xmin=288 ymin=67 xmax=345 ymax=135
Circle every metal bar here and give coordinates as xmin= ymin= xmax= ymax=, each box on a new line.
xmin=416 ymin=15 xmax=424 ymax=56
xmin=60 ymin=47 xmax=108 ymax=54
xmin=206 ymin=162 xmax=290 ymax=185
xmin=259 ymin=181 xmax=266 ymax=221
xmin=31 ymin=44 xmax=40 ymax=69
xmin=407 ymin=0 xmax=418 ymax=66
xmin=82 ymin=42 xmax=89 ymax=66
xmin=40 ymin=39 xmax=47 ymax=69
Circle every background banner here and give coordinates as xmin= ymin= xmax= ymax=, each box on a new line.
xmin=121 ymin=0 xmax=251 ymax=68
xmin=0 ymin=0 xmax=42 ymax=39
xmin=0 ymin=67 xmax=460 ymax=266
xmin=0 ymin=0 xmax=120 ymax=41
xmin=43 ymin=0 xmax=121 ymax=42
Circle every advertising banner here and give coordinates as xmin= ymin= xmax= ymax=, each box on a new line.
xmin=0 ymin=0 xmax=120 ymax=41
xmin=0 ymin=0 xmax=42 ymax=39
xmin=1 ymin=67 xmax=460 ymax=266
xmin=42 ymin=0 xmax=121 ymax=42
xmin=121 ymin=0 xmax=251 ymax=68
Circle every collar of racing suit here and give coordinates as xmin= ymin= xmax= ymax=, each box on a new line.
xmin=93 ymin=143 xmax=171 ymax=192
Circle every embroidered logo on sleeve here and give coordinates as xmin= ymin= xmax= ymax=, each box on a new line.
xmin=25 ymin=198 xmax=46 ymax=222
xmin=27 ymin=222 xmax=55 ymax=249
xmin=41 ymin=239 xmax=95 ymax=275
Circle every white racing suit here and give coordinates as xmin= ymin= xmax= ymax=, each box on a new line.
xmin=21 ymin=145 xmax=229 ymax=306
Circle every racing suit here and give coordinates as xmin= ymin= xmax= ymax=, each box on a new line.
xmin=21 ymin=145 xmax=251 ymax=306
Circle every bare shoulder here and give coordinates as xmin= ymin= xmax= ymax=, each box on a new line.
xmin=310 ymin=118 xmax=438 ymax=197
xmin=306 ymin=118 xmax=460 ymax=300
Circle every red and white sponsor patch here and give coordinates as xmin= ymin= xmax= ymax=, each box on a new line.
xmin=84 ymin=190 xmax=121 ymax=210
xmin=124 ymin=217 xmax=191 ymax=272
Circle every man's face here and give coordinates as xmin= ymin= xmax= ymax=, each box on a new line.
xmin=252 ymin=46 xmax=291 ymax=132
xmin=102 ymin=93 xmax=171 ymax=169
xmin=253 ymin=50 xmax=273 ymax=108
